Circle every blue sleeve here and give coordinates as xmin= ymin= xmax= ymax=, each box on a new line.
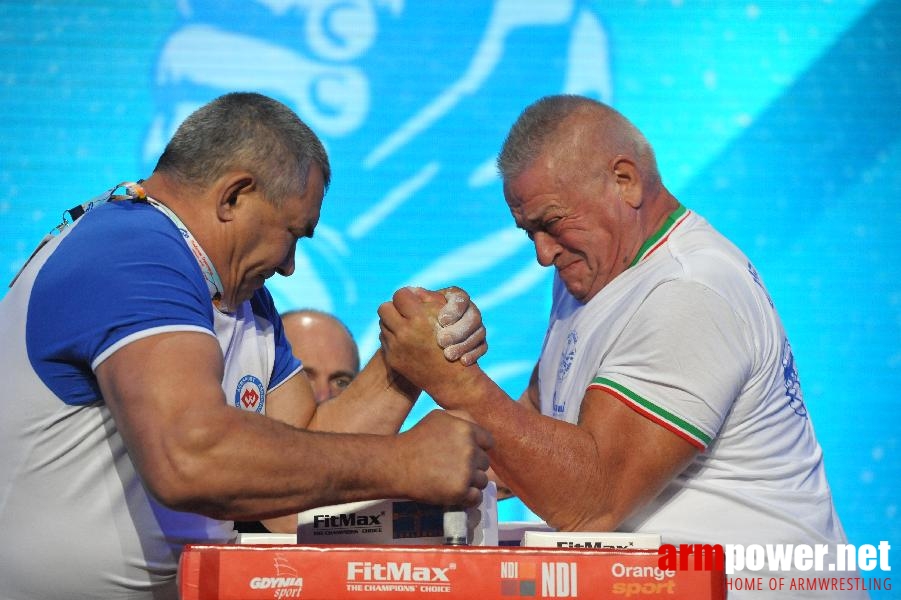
xmin=26 ymin=201 xmax=214 ymax=405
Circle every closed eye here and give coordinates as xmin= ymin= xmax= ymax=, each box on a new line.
xmin=522 ymin=216 xmax=561 ymax=241
xmin=544 ymin=216 xmax=562 ymax=231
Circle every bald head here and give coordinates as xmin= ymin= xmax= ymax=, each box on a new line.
xmin=282 ymin=309 xmax=360 ymax=404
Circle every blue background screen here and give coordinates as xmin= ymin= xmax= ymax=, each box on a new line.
xmin=1 ymin=2 xmax=898 ymax=592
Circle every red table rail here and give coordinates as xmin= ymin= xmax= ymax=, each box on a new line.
xmin=179 ymin=543 xmax=726 ymax=599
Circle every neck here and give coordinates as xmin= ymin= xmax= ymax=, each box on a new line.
xmin=141 ymin=173 xmax=186 ymax=213
xmin=621 ymin=187 xmax=680 ymax=270
xmin=141 ymin=173 xmax=212 ymax=248
xmin=641 ymin=186 xmax=679 ymax=239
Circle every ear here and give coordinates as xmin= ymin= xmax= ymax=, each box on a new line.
xmin=611 ymin=156 xmax=643 ymax=209
xmin=215 ymin=173 xmax=256 ymax=222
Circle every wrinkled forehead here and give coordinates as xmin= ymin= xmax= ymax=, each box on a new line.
xmin=502 ymin=144 xmax=581 ymax=203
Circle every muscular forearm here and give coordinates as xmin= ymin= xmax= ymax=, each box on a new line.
xmin=377 ymin=287 xmax=688 ymax=529
xmin=139 ymin=406 xmax=422 ymax=520
xmin=430 ymin=367 xmax=626 ymax=531
xmin=99 ymin=331 xmax=485 ymax=523
xmin=309 ymin=348 xmax=420 ymax=434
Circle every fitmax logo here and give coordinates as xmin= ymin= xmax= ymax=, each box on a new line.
xmin=313 ymin=512 xmax=382 ymax=528
xmin=556 ymin=541 xmax=634 ymax=549
xmin=347 ymin=561 xmax=452 ymax=582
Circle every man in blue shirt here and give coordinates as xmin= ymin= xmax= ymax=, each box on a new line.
xmin=0 ymin=92 xmax=492 ymax=600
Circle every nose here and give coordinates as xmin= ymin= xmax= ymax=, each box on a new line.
xmin=276 ymin=247 xmax=296 ymax=277
xmin=532 ymin=231 xmax=560 ymax=267
xmin=313 ymin=382 xmax=331 ymax=405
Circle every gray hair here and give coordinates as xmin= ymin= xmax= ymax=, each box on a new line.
xmin=153 ymin=92 xmax=331 ymax=206
xmin=497 ymin=94 xmax=660 ymax=189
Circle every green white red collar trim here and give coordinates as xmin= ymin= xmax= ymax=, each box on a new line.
xmin=627 ymin=204 xmax=690 ymax=269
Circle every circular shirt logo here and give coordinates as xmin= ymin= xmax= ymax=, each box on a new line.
xmin=235 ymin=374 xmax=265 ymax=413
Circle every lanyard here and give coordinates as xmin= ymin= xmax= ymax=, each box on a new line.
xmin=142 ymin=194 xmax=226 ymax=312
xmin=11 ymin=181 xmax=227 ymax=312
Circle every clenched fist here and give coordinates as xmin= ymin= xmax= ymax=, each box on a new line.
xmin=379 ymin=287 xmax=465 ymax=395
xmin=395 ymin=410 xmax=494 ymax=507
xmin=435 ymin=287 xmax=487 ymax=365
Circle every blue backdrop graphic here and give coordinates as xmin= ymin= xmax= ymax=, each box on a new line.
xmin=1 ymin=1 xmax=898 ymax=593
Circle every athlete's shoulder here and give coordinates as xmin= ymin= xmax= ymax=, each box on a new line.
xmin=669 ymin=211 xmax=748 ymax=263
xmin=69 ymin=200 xmax=184 ymax=251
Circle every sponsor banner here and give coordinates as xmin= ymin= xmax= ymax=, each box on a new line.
xmin=523 ymin=531 xmax=661 ymax=550
xmin=297 ymin=483 xmax=498 ymax=547
xmin=178 ymin=544 xmax=725 ymax=599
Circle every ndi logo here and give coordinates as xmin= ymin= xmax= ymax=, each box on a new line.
xmin=542 ymin=562 xmax=578 ymax=598
xmin=500 ymin=561 xmax=578 ymax=597
xmin=500 ymin=560 xmax=536 ymax=596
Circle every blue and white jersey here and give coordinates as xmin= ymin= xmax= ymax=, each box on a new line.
xmin=0 ymin=198 xmax=301 ymax=599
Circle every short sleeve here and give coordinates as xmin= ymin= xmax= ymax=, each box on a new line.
xmin=590 ymin=279 xmax=752 ymax=449
xmin=26 ymin=202 xmax=214 ymax=405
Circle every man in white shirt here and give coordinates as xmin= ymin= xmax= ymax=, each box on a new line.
xmin=378 ymin=94 xmax=861 ymax=598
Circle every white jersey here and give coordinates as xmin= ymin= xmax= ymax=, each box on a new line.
xmin=0 ymin=195 xmax=300 ymax=599
xmin=537 ymin=206 xmax=863 ymax=598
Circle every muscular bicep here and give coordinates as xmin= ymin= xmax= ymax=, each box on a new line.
xmin=95 ymin=331 xmax=227 ymax=502
xmin=577 ymin=385 xmax=698 ymax=526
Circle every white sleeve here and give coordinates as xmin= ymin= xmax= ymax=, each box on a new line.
xmin=591 ymin=279 xmax=752 ymax=448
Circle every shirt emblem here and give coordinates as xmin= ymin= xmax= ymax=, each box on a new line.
xmin=552 ymin=330 xmax=578 ymax=418
xmin=235 ymin=374 xmax=265 ymax=413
